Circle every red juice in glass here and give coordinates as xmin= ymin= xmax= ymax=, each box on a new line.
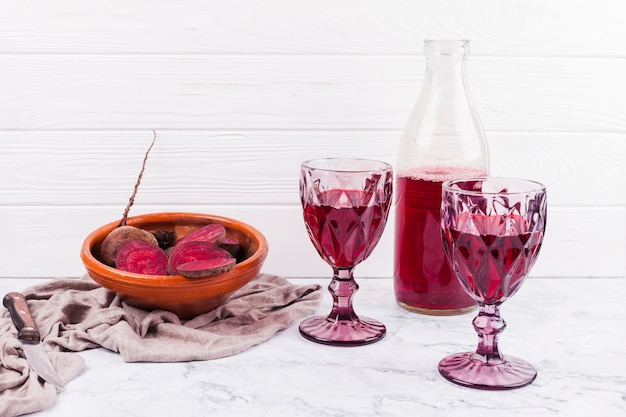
xmin=303 ymin=189 xmax=389 ymax=269
xmin=393 ymin=168 xmax=486 ymax=315
xmin=444 ymin=218 xmax=543 ymax=305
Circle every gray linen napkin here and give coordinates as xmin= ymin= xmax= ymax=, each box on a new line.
xmin=0 ymin=273 xmax=322 ymax=417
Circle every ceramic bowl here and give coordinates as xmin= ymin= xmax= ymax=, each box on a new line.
xmin=80 ymin=212 xmax=269 ymax=319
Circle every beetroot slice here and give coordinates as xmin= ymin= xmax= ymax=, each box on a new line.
xmin=176 ymin=223 xmax=227 ymax=247
xmin=176 ymin=257 xmax=236 ymax=278
xmin=115 ymin=239 xmax=169 ymax=276
xmin=217 ymin=237 xmax=241 ymax=257
xmin=168 ymin=241 xmax=233 ymax=276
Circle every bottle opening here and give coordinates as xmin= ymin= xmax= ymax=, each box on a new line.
xmin=424 ymin=40 xmax=470 ymax=56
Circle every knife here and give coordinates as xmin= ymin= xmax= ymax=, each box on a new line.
xmin=3 ymin=292 xmax=64 ymax=389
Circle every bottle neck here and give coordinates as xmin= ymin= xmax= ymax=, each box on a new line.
xmin=396 ymin=40 xmax=489 ymax=176
xmin=422 ymin=51 xmax=468 ymax=98
xmin=422 ymin=40 xmax=469 ymax=94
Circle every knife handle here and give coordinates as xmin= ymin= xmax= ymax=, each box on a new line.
xmin=3 ymin=292 xmax=40 ymax=344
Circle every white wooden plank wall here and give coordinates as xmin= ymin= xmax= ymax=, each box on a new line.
xmin=1 ymin=0 xmax=625 ymax=279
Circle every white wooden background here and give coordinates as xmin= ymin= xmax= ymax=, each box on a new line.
xmin=1 ymin=0 xmax=625 ymax=279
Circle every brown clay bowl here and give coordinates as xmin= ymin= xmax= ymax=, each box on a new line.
xmin=81 ymin=212 xmax=269 ymax=319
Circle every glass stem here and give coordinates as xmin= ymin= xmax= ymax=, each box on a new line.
xmin=326 ymin=268 xmax=359 ymax=322
xmin=472 ymin=303 xmax=506 ymax=365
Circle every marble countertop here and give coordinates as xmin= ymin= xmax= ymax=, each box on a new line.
xmin=1 ymin=277 xmax=624 ymax=416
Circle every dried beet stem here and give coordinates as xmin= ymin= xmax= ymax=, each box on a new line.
xmin=120 ymin=130 xmax=157 ymax=227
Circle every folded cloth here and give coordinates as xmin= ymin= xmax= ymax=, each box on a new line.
xmin=0 ymin=273 xmax=322 ymax=417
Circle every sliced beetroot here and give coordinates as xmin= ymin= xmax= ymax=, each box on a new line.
xmin=176 ymin=257 xmax=236 ymax=278
xmin=100 ymin=225 xmax=159 ymax=266
xmin=176 ymin=223 xmax=227 ymax=247
xmin=217 ymin=237 xmax=241 ymax=257
xmin=115 ymin=239 xmax=169 ymax=276
xmin=168 ymin=241 xmax=233 ymax=276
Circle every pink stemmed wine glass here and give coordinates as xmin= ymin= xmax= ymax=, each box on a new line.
xmin=299 ymin=158 xmax=393 ymax=346
xmin=439 ymin=177 xmax=547 ymax=389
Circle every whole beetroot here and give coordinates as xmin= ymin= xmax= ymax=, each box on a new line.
xmin=100 ymin=225 xmax=159 ymax=266
xmin=100 ymin=132 xmax=159 ymax=267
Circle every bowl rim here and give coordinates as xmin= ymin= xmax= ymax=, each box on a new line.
xmin=80 ymin=212 xmax=269 ymax=290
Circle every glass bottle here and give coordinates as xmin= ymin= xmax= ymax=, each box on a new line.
xmin=394 ymin=40 xmax=490 ymax=315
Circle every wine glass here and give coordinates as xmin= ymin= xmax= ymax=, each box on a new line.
xmin=299 ymin=158 xmax=393 ymax=346
xmin=439 ymin=177 xmax=547 ymax=389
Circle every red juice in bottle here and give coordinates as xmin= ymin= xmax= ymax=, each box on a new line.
xmin=393 ymin=168 xmax=486 ymax=315
xmin=394 ymin=41 xmax=489 ymax=314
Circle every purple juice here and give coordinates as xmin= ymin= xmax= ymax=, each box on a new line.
xmin=303 ymin=189 xmax=390 ymax=268
xmin=443 ymin=213 xmax=543 ymax=304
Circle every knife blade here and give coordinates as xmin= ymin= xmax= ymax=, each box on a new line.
xmin=3 ymin=292 xmax=64 ymax=389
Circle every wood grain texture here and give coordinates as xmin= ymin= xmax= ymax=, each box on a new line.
xmin=1 ymin=55 xmax=625 ymax=132
xmin=0 ymin=0 xmax=624 ymax=278
xmin=1 ymin=0 xmax=625 ymax=56
xmin=1 ymin=131 xmax=624 ymax=206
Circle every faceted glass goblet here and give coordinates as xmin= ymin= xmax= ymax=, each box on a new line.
xmin=439 ymin=177 xmax=547 ymax=389
xmin=299 ymin=158 xmax=393 ymax=346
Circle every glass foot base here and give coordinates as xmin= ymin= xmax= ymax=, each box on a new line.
xmin=438 ymin=352 xmax=537 ymax=390
xmin=299 ymin=315 xmax=386 ymax=346
xmin=398 ymin=302 xmax=477 ymax=316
